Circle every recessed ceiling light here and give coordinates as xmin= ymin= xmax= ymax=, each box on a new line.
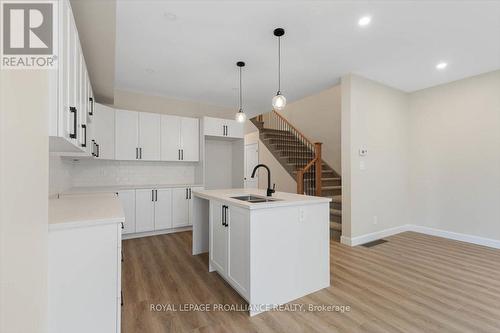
xmin=358 ymin=16 xmax=372 ymax=27
xmin=436 ymin=62 xmax=448 ymax=70
xmin=163 ymin=12 xmax=177 ymax=21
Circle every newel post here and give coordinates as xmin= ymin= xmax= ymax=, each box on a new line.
xmin=297 ymin=170 xmax=304 ymax=194
xmin=315 ymin=143 xmax=322 ymax=196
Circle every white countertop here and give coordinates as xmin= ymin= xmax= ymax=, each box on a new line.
xmin=49 ymin=193 xmax=125 ymax=230
xmin=193 ymin=188 xmax=331 ymax=210
xmin=63 ymin=183 xmax=204 ymax=195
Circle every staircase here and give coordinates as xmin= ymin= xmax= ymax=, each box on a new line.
xmin=250 ymin=112 xmax=342 ymax=235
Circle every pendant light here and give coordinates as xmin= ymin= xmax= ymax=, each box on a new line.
xmin=272 ymin=28 xmax=286 ymax=111
xmin=235 ymin=61 xmax=247 ymax=123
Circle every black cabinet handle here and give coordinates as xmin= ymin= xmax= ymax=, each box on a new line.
xmin=121 ymin=249 xmax=124 ymax=262
xmin=152 ymin=190 xmax=154 ymax=201
xmin=155 ymin=189 xmax=158 ymax=202
xmin=185 ymin=188 xmax=188 ymax=199
xmin=121 ymin=291 xmax=124 ymax=306
xmin=81 ymin=124 xmax=87 ymax=147
xmin=139 ymin=147 xmax=142 ymax=159
xmin=69 ymin=107 xmax=77 ymax=139
xmin=222 ymin=205 xmax=225 ymax=226
xmin=189 ymin=188 xmax=191 ymax=199
xmin=120 ymin=222 xmax=124 ymax=229
xmin=96 ymin=143 xmax=100 ymax=158
xmin=181 ymin=149 xmax=184 ymax=160
xmin=91 ymin=140 xmax=95 ymax=156
xmin=89 ymin=97 xmax=94 ymax=116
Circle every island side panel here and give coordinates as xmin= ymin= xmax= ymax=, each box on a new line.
xmin=249 ymin=203 xmax=330 ymax=311
xmin=192 ymin=196 xmax=209 ymax=255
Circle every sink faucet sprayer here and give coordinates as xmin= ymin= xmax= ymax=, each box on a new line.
xmin=251 ymin=164 xmax=275 ymax=197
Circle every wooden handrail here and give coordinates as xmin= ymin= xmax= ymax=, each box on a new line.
xmin=272 ymin=111 xmax=314 ymax=147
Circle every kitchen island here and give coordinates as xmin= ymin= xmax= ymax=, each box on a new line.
xmin=191 ymin=188 xmax=331 ymax=316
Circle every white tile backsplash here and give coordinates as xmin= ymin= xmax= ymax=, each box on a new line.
xmin=70 ymin=159 xmax=196 ymax=187
xmin=49 ymin=154 xmax=73 ymax=195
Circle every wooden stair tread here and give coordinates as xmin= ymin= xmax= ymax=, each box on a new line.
xmin=331 ymin=195 xmax=342 ymax=203
xmin=330 ymin=208 xmax=342 ymax=216
xmin=330 ymin=221 xmax=342 ymax=231
xmin=322 ymin=186 xmax=342 ymax=190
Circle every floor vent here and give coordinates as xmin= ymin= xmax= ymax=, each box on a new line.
xmin=362 ymin=239 xmax=388 ymax=248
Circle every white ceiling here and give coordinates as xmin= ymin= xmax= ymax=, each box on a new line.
xmin=115 ymin=1 xmax=500 ymax=116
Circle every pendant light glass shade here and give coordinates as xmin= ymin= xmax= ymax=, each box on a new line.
xmin=235 ymin=109 xmax=247 ymax=123
xmin=272 ymin=28 xmax=286 ymax=111
xmin=235 ymin=61 xmax=246 ymax=123
xmin=272 ymin=93 xmax=286 ymax=111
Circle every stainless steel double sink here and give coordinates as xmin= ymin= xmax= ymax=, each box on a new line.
xmin=231 ymin=195 xmax=281 ymax=203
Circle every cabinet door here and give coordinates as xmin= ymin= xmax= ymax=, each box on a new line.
xmin=227 ymin=206 xmax=250 ymax=296
xmin=67 ymin=16 xmax=79 ymax=144
xmin=226 ymin=120 xmax=244 ymax=139
xmin=135 ymin=189 xmax=155 ymax=233
xmin=209 ymin=201 xmax=227 ymax=273
xmin=93 ymin=103 xmax=115 ymax=159
xmin=115 ymin=110 xmax=138 ymax=160
xmin=203 ymin=117 xmax=225 ymax=137
xmin=172 ymin=188 xmax=189 ymax=227
xmin=188 ymin=187 xmax=204 ymax=226
xmin=117 ymin=190 xmax=136 ymax=234
xmin=181 ymin=117 xmax=199 ymax=161
xmin=154 ymin=189 xmax=172 ymax=230
xmin=139 ymin=112 xmax=161 ymax=161
xmin=160 ymin=115 xmax=181 ymax=161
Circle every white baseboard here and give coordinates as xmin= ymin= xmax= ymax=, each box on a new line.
xmin=409 ymin=225 xmax=500 ymax=249
xmin=341 ymin=224 xmax=500 ymax=249
xmin=340 ymin=225 xmax=411 ymax=246
xmin=122 ymin=226 xmax=192 ymax=240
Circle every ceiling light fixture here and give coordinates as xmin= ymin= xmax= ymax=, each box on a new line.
xmin=436 ymin=62 xmax=448 ymax=70
xmin=358 ymin=16 xmax=371 ymax=27
xmin=272 ymin=28 xmax=286 ymax=111
xmin=235 ymin=61 xmax=247 ymax=123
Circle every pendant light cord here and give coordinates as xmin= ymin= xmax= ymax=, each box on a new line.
xmin=239 ymin=66 xmax=242 ymax=110
xmin=278 ymin=36 xmax=281 ymax=93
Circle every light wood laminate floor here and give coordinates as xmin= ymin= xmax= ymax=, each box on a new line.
xmin=122 ymin=231 xmax=500 ymax=333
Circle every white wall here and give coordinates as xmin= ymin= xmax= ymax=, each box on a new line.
xmin=409 ymin=70 xmax=500 ymax=240
xmin=1 ymin=71 xmax=48 ymax=333
xmin=341 ymin=74 xmax=410 ymax=240
xmin=277 ymin=84 xmax=342 ymax=173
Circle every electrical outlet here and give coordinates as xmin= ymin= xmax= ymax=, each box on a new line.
xmin=373 ymin=216 xmax=378 ymax=225
xmin=299 ymin=208 xmax=306 ymax=222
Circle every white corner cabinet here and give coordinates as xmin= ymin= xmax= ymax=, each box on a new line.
xmin=203 ymin=117 xmax=244 ymax=139
xmin=117 ymin=185 xmax=203 ymax=237
xmin=49 ymin=0 xmax=94 ymax=153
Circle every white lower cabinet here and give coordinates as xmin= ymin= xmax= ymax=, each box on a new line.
xmin=155 ymin=188 xmax=173 ymax=230
xmin=209 ymin=201 xmax=249 ymax=298
xmin=117 ymin=190 xmax=136 ymax=234
xmin=135 ymin=189 xmax=155 ymax=233
xmin=48 ymin=221 xmax=122 ymax=333
xmin=172 ymin=188 xmax=190 ymax=227
xmin=121 ymin=186 xmax=202 ymax=236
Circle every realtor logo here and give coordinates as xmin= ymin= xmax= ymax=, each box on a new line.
xmin=1 ymin=1 xmax=57 ymax=69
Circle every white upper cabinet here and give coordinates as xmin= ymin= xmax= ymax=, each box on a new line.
xmin=160 ymin=115 xmax=181 ymax=161
xmin=115 ymin=110 xmax=139 ymax=160
xmin=93 ymin=103 xmax=115 ymax=160
xmin=49 ymin=0 xmax=94 ymax=153
xmin=139 ymin=112 xmax=161 ymax=161
xmin=115 ymin=110 xmax=161 ymax=161
xmin=181 ymin=117 xmax=200 ymax=161
xmin=203 ymin=117 xmax=243 ymax=139
xmin=161 ymin=115 xmax=199 ymax=161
